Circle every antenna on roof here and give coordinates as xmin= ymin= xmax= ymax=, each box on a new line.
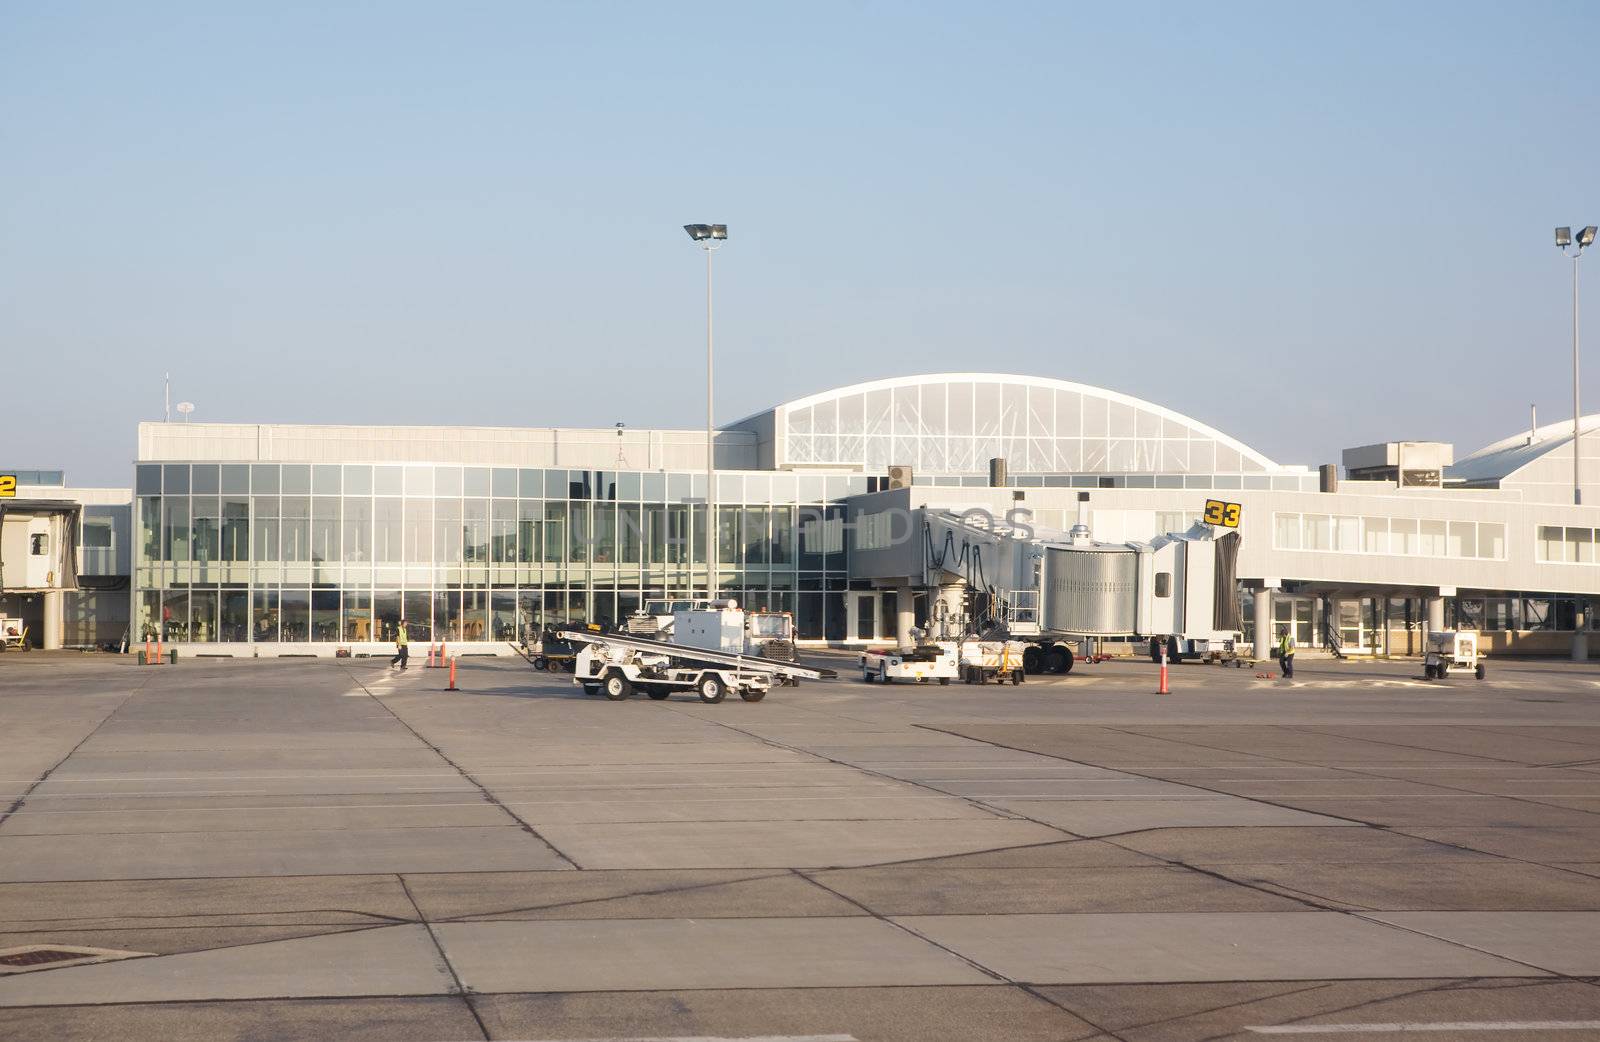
xmin=164 ymin=373 xmax=171 ymax=423
xmin=1530 ymin=404 xmax=1538 ymax=445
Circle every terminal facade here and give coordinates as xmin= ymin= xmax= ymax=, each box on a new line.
xmin=9 ymin=372 xmax=1600 ymax=657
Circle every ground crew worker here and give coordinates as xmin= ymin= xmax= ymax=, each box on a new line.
xmin=390 ymin=620 xmax=410 ymax=670
xmin=1278 ymin=626 xmax=1295 ymax=679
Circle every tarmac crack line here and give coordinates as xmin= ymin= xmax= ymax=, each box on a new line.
xmin=337 ymin=664 xmax=582 ymax=870
xmin=0 ymin=671 xmax=154 ymax=832
xmin=397 ymin=874 xmax=489 ymax=1041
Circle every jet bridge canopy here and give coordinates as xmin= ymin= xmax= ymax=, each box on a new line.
xmin=0 ymin=500 xmax=82 ymax=593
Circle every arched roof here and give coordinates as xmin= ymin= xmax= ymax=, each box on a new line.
xmin=750 ymin=373 xmax=1279 ymax=475
xmin=1450 ymin=414 xmax=1600 ymax=484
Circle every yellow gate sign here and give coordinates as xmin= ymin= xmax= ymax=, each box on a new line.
xmin=0 ymin=475 xmax=15 ymax=498
xmin=1202 ymin=499 xmax=1241 ymax=528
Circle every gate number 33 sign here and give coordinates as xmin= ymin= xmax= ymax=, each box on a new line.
xmin=1203 ymin=499 xmax=1241 ymax=528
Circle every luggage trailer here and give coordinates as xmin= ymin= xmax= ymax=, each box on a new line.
xmin=557 ymin=630 xmax=832 ymax=704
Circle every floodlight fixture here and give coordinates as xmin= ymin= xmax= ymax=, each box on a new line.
xmin=1581 ymin=226 xmax=1598 ymax=248
xmin=710 ymin=224 xmax=728 ymax=240
xmin=684 ymin=224 xmax=713 ymax=241
xmin=1557 ymin=226 xmax=1573 ymax=247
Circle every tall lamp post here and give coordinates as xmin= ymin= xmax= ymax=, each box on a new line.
xmin=1556 ymin=225 xmax=1596 ymax=506
xmin=684 ymin=223 xmax=728 ymax=597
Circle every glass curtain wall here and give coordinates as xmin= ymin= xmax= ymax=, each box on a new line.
xmin=133 ymin=463 xmax=862 ymax=644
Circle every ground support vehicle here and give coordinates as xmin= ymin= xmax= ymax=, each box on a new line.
xmin=1423 ymin=630 xmax=1485 ymax=680
xmin=1148 ymin=635 xmax=1247 ymax=667
xmin=860 ymin=642 xmax=958 ymax=684
xmin=959 ymin=638 xmax=1028 ymax=685
xmin=530 ymin=630 xmax=580 ymax=672
xmin=0 ymin=617 xmax=26 ymax=652
xmin=560 ymin=630 xmax=829 ymax=704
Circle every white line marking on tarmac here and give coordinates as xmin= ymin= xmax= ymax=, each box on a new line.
xmin=1247 ymin=1021 xmax=1600 ymax=1034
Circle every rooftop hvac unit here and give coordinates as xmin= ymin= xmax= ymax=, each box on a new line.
xmin=887 ymin=465 xmax=913 ymax=490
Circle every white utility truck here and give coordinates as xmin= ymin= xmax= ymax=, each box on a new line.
xmin=1423 ymin=630 xmax=1486 ymax=680
xmin=562 ymin=629 xmax=828 ymax=704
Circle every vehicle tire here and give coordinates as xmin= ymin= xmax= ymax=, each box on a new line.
xmin=1150 ymin=638 xmax=1162 ymax=663
xmin=1475 ymin=663 xmax=1486 ymax=680
xmin=1049 ymin=647 xmax=1073 ymax=675
xmin=1167 ymin=636 xmax=1181 ymax=664
xmin=698 ymin=674 xmax=727 ymax=704
xmin=789 ymin=679 xmax=802 ymax=688
xmin=646 ymin=687 xmax=671 ymax=700
xmin=1011 ymin=668 xmax=1023 ymax=686
xmin=532 ymin=655 xmax=547 ymax=670
xmin=1023 ymin=646 xmax=1044 ymax=675
xmin=603 ymin=672 xmax=633 ymax=701
xmin=581 ymin=683 xmax=600 ymax=696
xmin=862 ymin=670 xmax=875 ymax=683
xmin=938 ymin=676 xmax=950 ymax=686
xmin=1423 ymin=664 xmax=1435 ymax=680
xmin=740 ymin=688 xmax=767 ymax=702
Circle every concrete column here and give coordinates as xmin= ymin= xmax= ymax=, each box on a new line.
xmin=895 ymin=587 xmax=916 ymax=650
xmin=1426 ymin=596 xmax=1445 ymax=633
xmin=43 ymin=590 xmax=63 ymax=650
xmin=1574 ymin=601 xmax=1589 ymax=662
xmin=1253 ymin=588 xmax=1273 ymax=662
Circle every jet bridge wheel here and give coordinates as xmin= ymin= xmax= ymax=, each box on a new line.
xmin=1022 ymin=646 xmax=1044 ymax=674
xmin=1049 ymin=647 xmax=1074 ymax=674
xmin=602 ymin=671 xmax=634 ymax=700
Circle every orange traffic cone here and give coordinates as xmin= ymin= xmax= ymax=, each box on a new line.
xmin=1157 ymin=650 xmax=1170 ymax=695
xmin=447 ymin=656 xmax=458 ymax=691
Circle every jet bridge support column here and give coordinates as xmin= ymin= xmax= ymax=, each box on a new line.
xmin=894 ymin=586 xmax=916 ymax=650
xmin=1253 ymin=588 xmax=1273 ymax=662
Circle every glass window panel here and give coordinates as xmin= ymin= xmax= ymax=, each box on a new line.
xmin=619 ymin=505 xmax=642 ymax=564
xmin=593 ymin=504 xmax=617 ymax=563
xmin=464 ymin=467 xmax=490 ymax=497
xmin=436 ymin=466 xmax=463 ymax=497
xmin=403 ymin=465 xmax=433 ymax=496
xmin=220 ymin=589 xmax=249 ymax=642
xmin=136 ymin=464 xmax=162 ymax=496
xmin=1449 ymin=521 xmax=1477 ymax=559
xmin=343 ymin=497 xmax=372 ymax=562
xmin=163 ymin=498 xmax=191 ymax=562
xmin=280 ymin=589 xmax=309 ymax=641
xmin=191 ymin=465 xmax=219 ymax=495
xmin=371 ymin=465 xmax=402 ymax=495
xmin=341 ymin=590 xmax=371 ymax=641
xmin=1538 ymin=524 xmax=1564 ymax=562
xmin=221 ymin=497 xmax=250 ymax=561
xmin=568 ymin=502 xmax=588 ymax=563
xmin=1274 ymin=513 xmax=1301 ymax=550
xmin=1390 ymin=517 xmax=1419 ymax=555
xmin=490 ymin=468 xmax=517 ymax=498
xmin=1568 ymin=526 xmax=1594 ymax=564
xmin=251 ymin=464 xmax=280 ymax=494
xmin=518 ymin=468 xmax=543 ymax=499
xmin=341 ymin=465 xmax=372 ymax=495
xmin=619 ymin=472 xmax=641 ymax=501
xmin=310 ymin=466 xmax=339 ymax=494
xmin=279 ymin=465 xmax=309 ymax=495
xmin=373 ymin=498 xmax=402 ymax=563
xmin=220 ymin=464 xmax=249 ymax=494
xmin=1336 ymin=516 xmax=1360 ymax=553
xmin=1419 ymin=518 xmax=1447 ymax=557
xmin=1479 ymin=521 xmax=1505 ymax=560
xmin=311 ymin=589 xmax=340 ymax=641
xmin=163 ymin=464 xmax=190 ymax=495
xmin=311 ymin=497 xmax=340 ymax=565
xmin=189 ymin=589 xmax=218 ymax=642
xmin=1362 ymin=517 xmax=1388 ymax=554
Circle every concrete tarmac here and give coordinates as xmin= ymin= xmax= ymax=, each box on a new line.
xmin=0 ymin=651 xmax=1598 ymax=1040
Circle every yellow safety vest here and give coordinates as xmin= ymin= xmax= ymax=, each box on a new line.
xmin=396 ymin=625 xmax=409 ymax=646
xmin=1279 ymin=633 xmax=1292 ymax=656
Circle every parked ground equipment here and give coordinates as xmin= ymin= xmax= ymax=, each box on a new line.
xmin=1423 ymin=630 xmax=1485 ymax=680
xmin=0 ymin=617 xmax=27 ymax=652
xmin=959 ymin=637 xmax=1028 ymax=685
xmin=530 ymin=629 xmax=581 ymax=672
xmin=860 ymin=642 xmax=959 ymax=684
xmin=560 ymin=629 xmax=830 ymax=704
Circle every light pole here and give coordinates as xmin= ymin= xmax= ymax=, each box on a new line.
xmin=684 ymin=223 xmax=728 ymax=598
xmin=1556 ymin=225 xmax=1596 ymax=506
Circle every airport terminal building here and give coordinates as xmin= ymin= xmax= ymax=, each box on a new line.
xmin=110 ymin=373 xmax=1600 ymax=660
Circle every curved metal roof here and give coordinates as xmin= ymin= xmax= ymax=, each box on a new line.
xmin=740 ymin=372 xmax=1280 ymax=474
xmin=1450 ymin=414 xmax=1600 ymax=484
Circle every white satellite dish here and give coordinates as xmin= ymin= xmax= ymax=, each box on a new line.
xmin=176 ymin=402 xmax=195 ymax=423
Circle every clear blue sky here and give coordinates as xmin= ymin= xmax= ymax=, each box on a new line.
xmin=2 ymin=1 xmax=1596 ymax=486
